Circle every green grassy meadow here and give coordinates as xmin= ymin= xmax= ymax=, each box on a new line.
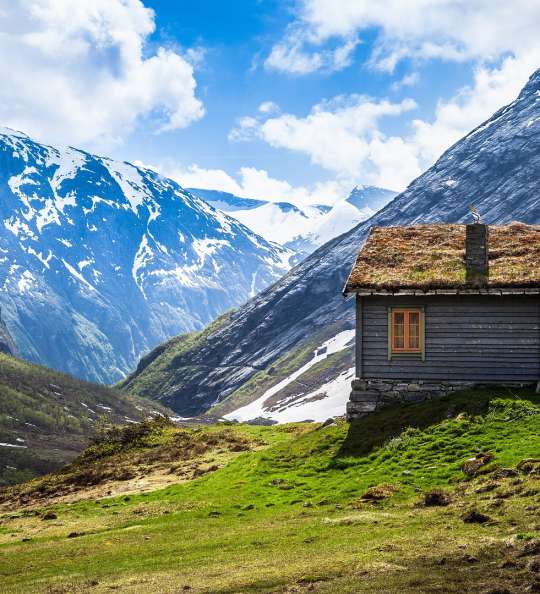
xmin=1 ymin=387 xmax=539 ymax=593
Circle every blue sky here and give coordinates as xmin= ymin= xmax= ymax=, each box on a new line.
xmin=1 ymin=1 xmax=539 ymax=204
xmin=127 ymin=0 xmax=472 ymax=196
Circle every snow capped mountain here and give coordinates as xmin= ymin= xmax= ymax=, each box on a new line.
xmin=123 ymin=68 xmax=540 ymax=421
xmin=189 ymin=186 xmax=395 ymax=256
xmin=0 ymin=128 xmax=292 ymax=382
xmin=307 ymin=186 xmax=396 ymax=248
xmin=188 ymin=188 xmax=329 ymax=247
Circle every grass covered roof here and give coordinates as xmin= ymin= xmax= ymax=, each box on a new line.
xmin=344 ymin=223 xmax=540 ymax=293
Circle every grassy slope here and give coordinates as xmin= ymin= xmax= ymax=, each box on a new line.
xmin=0 ymin=354 xmax=171 ymax=486
xmin=119 ymin=312 xmax=232 ymax=400
xmin=0 ymin=387 xmax=539 ymax=593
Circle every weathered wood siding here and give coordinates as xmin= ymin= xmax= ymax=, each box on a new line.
xmin=360 ymin=295 xmax=540 ymax=382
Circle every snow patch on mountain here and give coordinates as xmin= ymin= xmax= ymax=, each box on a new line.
xmin=225 ymin=329 xmax=354 ymax=423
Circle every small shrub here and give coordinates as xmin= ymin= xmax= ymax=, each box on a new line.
xmin=384 ymin=427 xmax=421 ymax=451
xmin=487 ymin=398 xmax=539 ymax=421
xmin=361 ymin=483 xmax=397 ymax=501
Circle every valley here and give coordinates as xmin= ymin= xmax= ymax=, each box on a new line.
xmin=0 ymin=354 xmax=170 ymax=486
xmin=1 ymin=4 xmax=539 ymax=594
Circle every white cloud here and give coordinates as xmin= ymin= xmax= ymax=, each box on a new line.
xmin=229 ymin=50 xmax=540 ymax=192
xmin=265 ymin=26 xmax=359 ymax=75
xmin=229 ymin=95 xmax=418 ymax=190
xmin=245 ymin=1 xmax=540 ymax=191
xmin=412 ymin=55 xmax=539 ymax=163
xmin=391 ymin=72 xmax=420 ymax=92
xmin=0 ymin=0 xmax=204 ymax=148
xmin=258 ymin=101 xmax=280 ymax=115
xmin=272 ymin=0 xmax=540 ymax=74
xmin=161 ymin=163 xmax=347 ymax=206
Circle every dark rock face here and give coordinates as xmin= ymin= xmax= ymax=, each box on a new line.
xmin=0 ymin=313 xmax=16 ymax=355
xmin=126 ymin=69 xmax=540 ymax=415
xmin=0 ymin=129 xmax=290 ymax=382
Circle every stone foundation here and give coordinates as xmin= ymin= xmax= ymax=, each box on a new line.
xmin=347 ymin=378 xmax=534 ymax=421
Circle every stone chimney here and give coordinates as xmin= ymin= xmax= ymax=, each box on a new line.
xmin=465 ymin=223 xmax=489 ymax=285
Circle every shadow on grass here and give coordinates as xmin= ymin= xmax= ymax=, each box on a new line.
xmin=336 ymin=386 xmax=539 ymax=459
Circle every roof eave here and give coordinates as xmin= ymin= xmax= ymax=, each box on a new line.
xmin=344 ymin=286 xmax=540 ymax=296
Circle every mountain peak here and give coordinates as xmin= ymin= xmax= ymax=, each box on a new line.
xmin=519 ymin=67 xmax=540 ymax=98
xmin=0 ymin=126 xmax=29 ymax=139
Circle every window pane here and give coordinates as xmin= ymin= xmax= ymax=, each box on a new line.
xmin=394 ymin=312 xmax=404 ymax=349
xmin=408 ymin=312 xmax=420 ymax=349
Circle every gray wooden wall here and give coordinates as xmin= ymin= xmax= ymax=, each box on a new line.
xmin=360 ymin=295 xmax=540 ymax=382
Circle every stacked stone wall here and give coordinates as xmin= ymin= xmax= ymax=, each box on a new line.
xmin=347 ymin=378 xmax=533 ymax=421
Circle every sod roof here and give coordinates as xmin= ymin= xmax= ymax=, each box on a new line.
xmin=344 ymin=223 xmax=540 ymax=294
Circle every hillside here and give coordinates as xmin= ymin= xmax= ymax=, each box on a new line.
xmin=0 ymin=128 xmax=291 ymax=383
xmin=1 ymin=387 xmax=539 ymax=593
xmin=122 ymin=68 xmax=540 ymax=420
xmin=0 ymin=354 xmax=170 ymax=486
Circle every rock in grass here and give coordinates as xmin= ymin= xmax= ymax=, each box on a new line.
xmin=520 ymin=541 xmax=540 ymax=557
xmin=493 ymin=468 xmax=518 ymax=479
xmin=41 ymin=510 xmax=57 ymax=520
xmin=517 ymin=459 xmax=540 ymax=475
xmin=424 ymin=489 xmax=451 ymax=507
xmin=320 ymin=418 xmax=337 ymax=428
xmin=476 ymin=482 xmax=500 ymax=493
xmin=462 ymin=509 xmax=491 ymax=524
xmin=462 ymin=452 xmax=493 ymax=476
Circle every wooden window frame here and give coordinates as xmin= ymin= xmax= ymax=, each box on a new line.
xmin=387 ymin=306 xmax=425 ymax=361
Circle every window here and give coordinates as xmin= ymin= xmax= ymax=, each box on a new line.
xmin=390 ymin=308 xmax=423 ymax=354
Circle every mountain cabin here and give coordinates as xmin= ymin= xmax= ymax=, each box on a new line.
xmin=343 ymin=222 xmax=540 ymax=421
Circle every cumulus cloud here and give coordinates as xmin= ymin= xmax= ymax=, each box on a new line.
xmin=162 ymin=163 xmax=348 ymax=206
xmin=229 ymin=95 xmax=418 ymax=190
xmin=258 ymin=101 xmax=280 ymax=115
xmin=411 ymin=55 xmax=539 ymax=163
xmin=270 ymin=0 xmax=540 ymax=74
xmin=250 ymin=1 xmax=540 ymax=191
xmin=266 ymin=30 xmax=359 ymax=75
xmin=0 ymin=0 xmax=204 ymax=147
xmin=391 ymin=72 xmax=420 ymax=92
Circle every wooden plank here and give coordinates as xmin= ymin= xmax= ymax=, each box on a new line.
xmin=356 ymin=295 xmax=363 ymax=379
xmin=363 ymin=369 xmax=540 ymax=380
